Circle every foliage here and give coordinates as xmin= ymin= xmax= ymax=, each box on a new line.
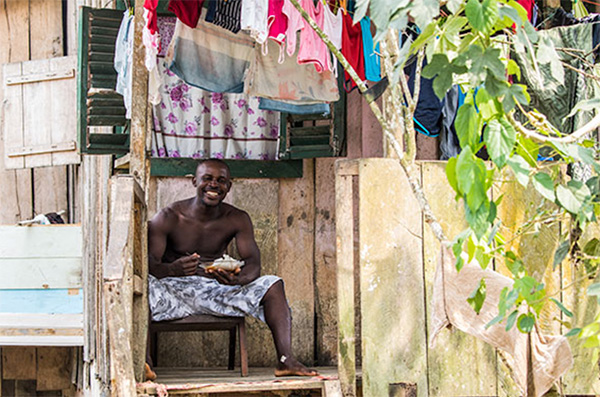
xmin=350 ymin=0 xmax=600 ymax=352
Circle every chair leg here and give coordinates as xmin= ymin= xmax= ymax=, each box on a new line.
xmin=150 ymin=330 xmax=158 ymax=367
xmin=228 ymin=327 xmax=236 ymax=370
xmin=238 ymin=320 xmax=248 ymax=377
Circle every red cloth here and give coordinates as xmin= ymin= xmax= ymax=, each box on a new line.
xmin=517 ymin=0 xmax=534 ymax=22
xmin=144 ymin=0 xmax=159 ymax=34
xmin=341 ymin=12 xmax=365 ymax=92
xmin=168 ymin=0 xmax=204 ymax=29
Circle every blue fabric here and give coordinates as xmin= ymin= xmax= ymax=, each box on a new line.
xmin=360 ymin=17 xmax=381 ymax=82
xmin=114 ymin=10 xmax=134 ymax=118
xmin=404 ymin=57 xmax=443 ymax=138
xmin=259 ymin=98 xmax=331 ymax=115
xmin=205 ymin=0 xmax=217 ymax=22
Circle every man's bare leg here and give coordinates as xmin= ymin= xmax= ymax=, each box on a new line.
xmin=261 ymin=280 xmax=319 ymax=377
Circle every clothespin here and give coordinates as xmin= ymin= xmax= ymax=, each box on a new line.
xmin=338 ymin=0 xmax=347 ymax=15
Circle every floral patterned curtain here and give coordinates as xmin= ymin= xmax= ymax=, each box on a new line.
xmin=151 ymin=60 xmax=281 ymax=160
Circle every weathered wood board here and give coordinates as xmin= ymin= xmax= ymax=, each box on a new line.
xmin=357 ymin=158 xmax=428 ymax=397
xmin=314 ymin=158 xmax=338 ymax=365
xmin=0 ymin=0 xmax=33 ymax=225
xmin=1 ymin=346 xmax=36 ymax=380
xmin=421 ymin=162 xmax=497 ymax=396
xmin=36 ymin=347 xmax=72 ymax=391
xmin=3 ymin=56 xmax=79 ymax=169
xmin=561 ymin=221 xmax=600 ymax=395
xmin=278 ymin=159 xmax=316 ymax=365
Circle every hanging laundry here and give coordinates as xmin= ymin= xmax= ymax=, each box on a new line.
xmin=341 ymin=12 xmax=366 ymax=91
xmin=322 ymin=2 xmax=343 ymax=75
xmin=405 ymin=57 xmax=443 ymax=138
xmin=296 ymin=0 xmax=330 ymax=73
xmin=245 ymin=39 xmax=339 ymax=103
xmin=114 ymin=10 xmax=134 ymax=118
xmin=360 ymin=17 xmax=381 ymax=82
xmin=259 ymin=97 xmax=330 ymax=115
xmin=210 ymin=0 xmax=243 ymax=34
xmin=152 ymin=61 xmax=280 ymax=160
xmin=512 ymin=23 xmax=595 ymax=134
xmin=267 ymin=0 xmax=287 ymax=47
xmin=439 ymin=85 xmax=462 ymax=160
xmin=144 ymin=0 xmax=159 ymax=34
xmin=168 ymin=0 xmax=203 ymax=28
xmin=166 ymin=17 xmax=255 ymax=94
xmin=241 ymin=0 xmax=269 ymax=44
xmin=281 ymin=0 xmax=305 ymax=57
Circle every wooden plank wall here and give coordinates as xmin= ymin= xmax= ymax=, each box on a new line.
xmin=337 ymin=159 xmax=600 ymax=397
xmin=0 ymin=1 xmax=81 ymax=395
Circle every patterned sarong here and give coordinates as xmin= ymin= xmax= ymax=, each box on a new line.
xmin=149 ymin=274 xmax=281 ymax=322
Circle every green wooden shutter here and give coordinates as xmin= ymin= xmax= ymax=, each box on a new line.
xmin=277 ymin=80 xmax=346 ymax=160
xmin=77 ymin=7 xmax=129 ymax=154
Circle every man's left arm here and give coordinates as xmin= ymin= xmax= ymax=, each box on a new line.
xmin=209 ymin=211 xmax=261 ymax=285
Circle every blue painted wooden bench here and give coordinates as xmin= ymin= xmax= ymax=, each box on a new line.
xmin=0 ymin=225 xmax=83 ymax=346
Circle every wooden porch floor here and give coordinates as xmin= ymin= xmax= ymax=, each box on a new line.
xmin=137 ymin=366 xmax=361 ymax=396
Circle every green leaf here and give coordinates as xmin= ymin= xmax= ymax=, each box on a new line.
xmin=475 ymin=88 xmax=499 ymax=121
xmin=506 ymin=59 xmax=521 ymax=80
xmin=467 ymin=278 xmax=487 ymax=314
xmin=498 ymin=2 xmax=523 ymax=26
xmin=506 ymin=309 xmax=519 ymax=331
xmin=409 ymin=0 xmax=440 ymax=34
xmin=507 ymin=0 xmax=529 ymax=25
xmin=502 ymin=83 xmax=530 ymax=113
xmin=465 ymin=0 xmax=499 ymax=34
xmin=465 ymin=202 xmax=491 ymax=239
xmin=446 ymin=156 xmax=460 ymax=194
xmin=455 ymin=103 xmax=481 ymax=150
xmin=556 ymin=182 xmax=590 ymax=214
xmin=507 ymin=155 xmax=531 ymax=187
xmin=553 ymin=240 xmax=570 ymax=270
xmin=485 ymin=117 xmax=516 ymax=168
xmin=422 ymin=54 xmax=467 ymax=99
xmin=583 ymin=238 xmax=600 ymax=257
xmin=517 ymin=313 xmax=535 ymax=333
xmin=532 ymin=173 xmax=555 ymax=202
xmin=587 ymin=283 xmax=600 ymax=296
xmin=565 ymin=328 xmax=581 ymax=337
xmin=516 ymin=135 xmax=538 ymax=167
xmin=537 ymin=36 xmax=564 ymax=83
xmin=410 ymin=22 xmax=438 ymax=52
xmin=446 ymin=0 xmax=463 ymax=13
xmin=550 ymin=298 xmax=573 ymax=317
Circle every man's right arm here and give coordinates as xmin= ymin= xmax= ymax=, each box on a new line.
xmin=148 ymin=208 xmax=198 ymax=279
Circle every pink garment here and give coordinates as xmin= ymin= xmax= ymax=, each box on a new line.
xmin=267 ymin=0 xmax=287 ymax=45
xmin=322 ymin=4 xmax=342 ymax=74
xmin=281 ymin=0 xmax=304 ymax=57
xmin=296 ymin=0 xmax=329 ymax=73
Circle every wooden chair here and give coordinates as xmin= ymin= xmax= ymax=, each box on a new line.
xmin=149 ymin=314 xmax=248 ymax=377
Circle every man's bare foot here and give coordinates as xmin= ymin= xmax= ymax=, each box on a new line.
xmin=145 ymin=363 xmax=157 ymax=381
xmin=274 ymin=356 xmax=319 ymax=377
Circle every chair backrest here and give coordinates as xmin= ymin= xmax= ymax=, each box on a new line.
xmin=0 ymin=224 xmax=83 ymax=346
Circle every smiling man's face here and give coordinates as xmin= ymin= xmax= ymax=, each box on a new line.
xmin=193 ymin=161 xmax=232 ymax=206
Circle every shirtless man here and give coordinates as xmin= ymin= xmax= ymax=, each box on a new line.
xmin=147 ymin=158 xmax=317 ymax=377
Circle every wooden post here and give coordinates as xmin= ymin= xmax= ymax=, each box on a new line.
xmin=129 ymin=0 xmax=150 ymax=185
xmin=335 ymin=159 xmax=358 ymax=397
xmin=126 ymin=0 xmax=150 ymax=383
